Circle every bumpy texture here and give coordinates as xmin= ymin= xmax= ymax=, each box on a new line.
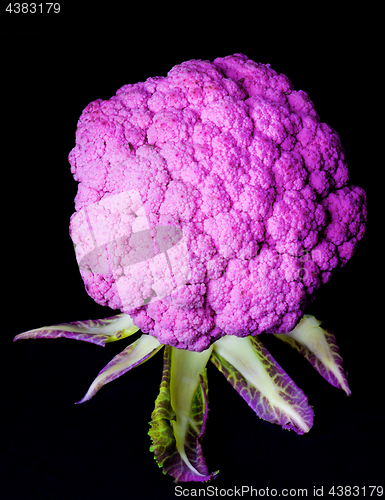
xmin=68 ymin=53 xmax=367 ymax=352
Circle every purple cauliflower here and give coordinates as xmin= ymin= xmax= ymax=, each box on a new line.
xmin=68 ymin=53 xmax=366 ymax=352
xmin=15 ymin=54 xmax=367 ymax=483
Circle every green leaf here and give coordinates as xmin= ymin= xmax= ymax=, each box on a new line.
xmin=149 ymin=345 xmax=218 ymax=483
xmin=211 ymin=335 xmax=314 ymax=434
xmin=14 ymin=313 xmax=139 ymax=347
xmin=274 ymin=314 xmax=351 ymax=395
xmin=77 ymin=334 xmax=163 ymax=403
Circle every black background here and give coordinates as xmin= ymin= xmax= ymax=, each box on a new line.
xmin=1 ymin=7 xmax=382 ymax=500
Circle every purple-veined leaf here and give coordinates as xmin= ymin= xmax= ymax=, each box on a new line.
xmin=211 ymin=335 xmax=314 ymax=435
xmin=274 ymin=314 xmax=351 ymax=395
xmin=77 ymin=334 xmax=163 ymax=403
xmin=149 ymin=345 xmax=219 ymax=483
xmin=13 ymin=313 xmax=139 ymax=347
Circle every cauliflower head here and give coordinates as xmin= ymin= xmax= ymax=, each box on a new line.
xmin=68 ymin=53 xmax=367 ymax=352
